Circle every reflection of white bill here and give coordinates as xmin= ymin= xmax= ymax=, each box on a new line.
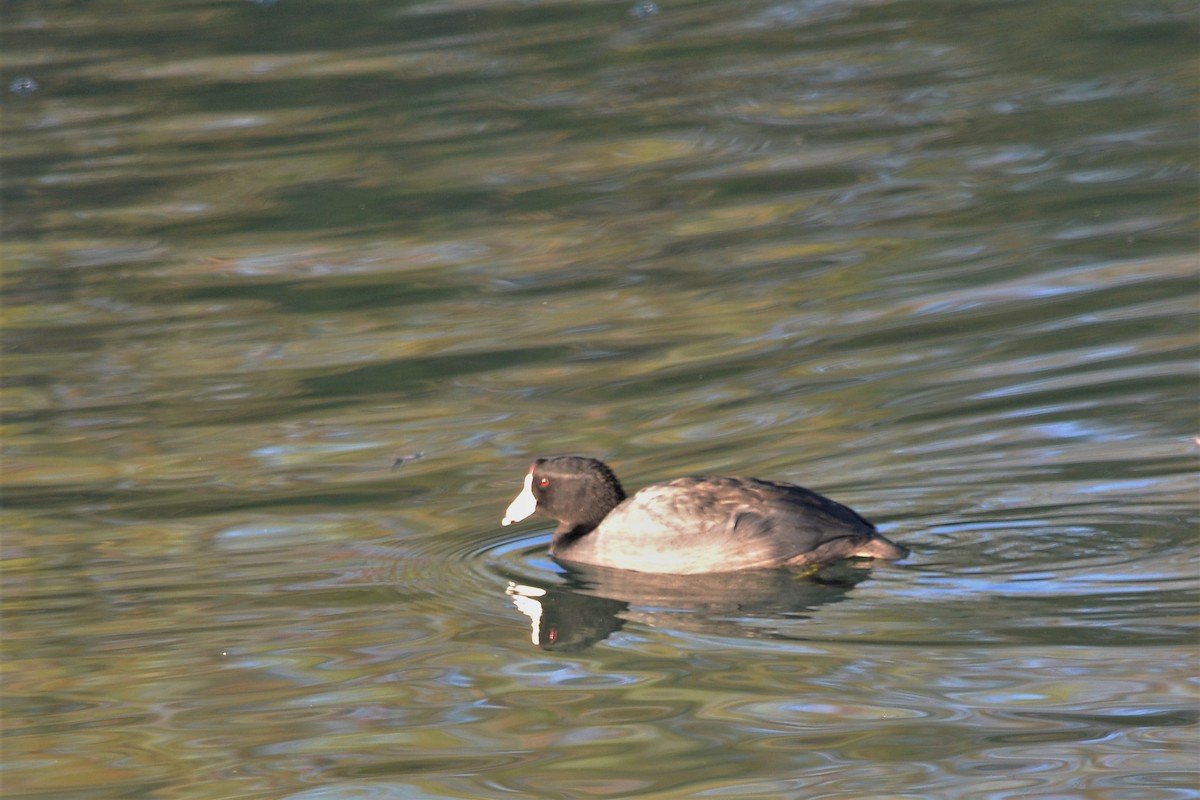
xmin=506 ymin=582 xmax=547 ymax=645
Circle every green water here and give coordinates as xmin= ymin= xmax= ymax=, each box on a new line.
xmin=2 ymin=0 xmax=1196 ymax=797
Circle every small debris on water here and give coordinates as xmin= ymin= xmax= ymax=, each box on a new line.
xmin=391 ymin=452 xmax=425 ymax=470
xmin=630 ymin=0 xmax=659 ymax=18
xmin=9 ymin=77 xmax=38 ymax=96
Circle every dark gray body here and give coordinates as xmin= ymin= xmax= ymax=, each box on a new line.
xmin=552 ymin=475 xmax=906 ymax=574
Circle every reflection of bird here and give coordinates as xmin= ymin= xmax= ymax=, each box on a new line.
xmin=502 ymin=456 xmax=907 ymax=574
xmin=506 ymin=582 xmax=627 ymax=651
xmin=504 ymin=561 xmax=873 ymax=650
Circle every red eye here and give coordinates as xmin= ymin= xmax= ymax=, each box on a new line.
xmin=538 ymin=477 xmax=551 ymax=488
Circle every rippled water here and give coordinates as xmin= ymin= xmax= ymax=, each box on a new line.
xmin=3 ymin=0 xmax=1197 ymax=797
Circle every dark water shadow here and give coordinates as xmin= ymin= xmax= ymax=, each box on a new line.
xmin=501 ymin=560 xmax=877 ymax=651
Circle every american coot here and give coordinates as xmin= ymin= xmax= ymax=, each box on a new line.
xmin=501 ymin=456 xmax=908 ymax=575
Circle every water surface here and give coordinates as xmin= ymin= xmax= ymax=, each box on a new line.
xmin=2 ymin=0 xmax=1197 ymax=797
